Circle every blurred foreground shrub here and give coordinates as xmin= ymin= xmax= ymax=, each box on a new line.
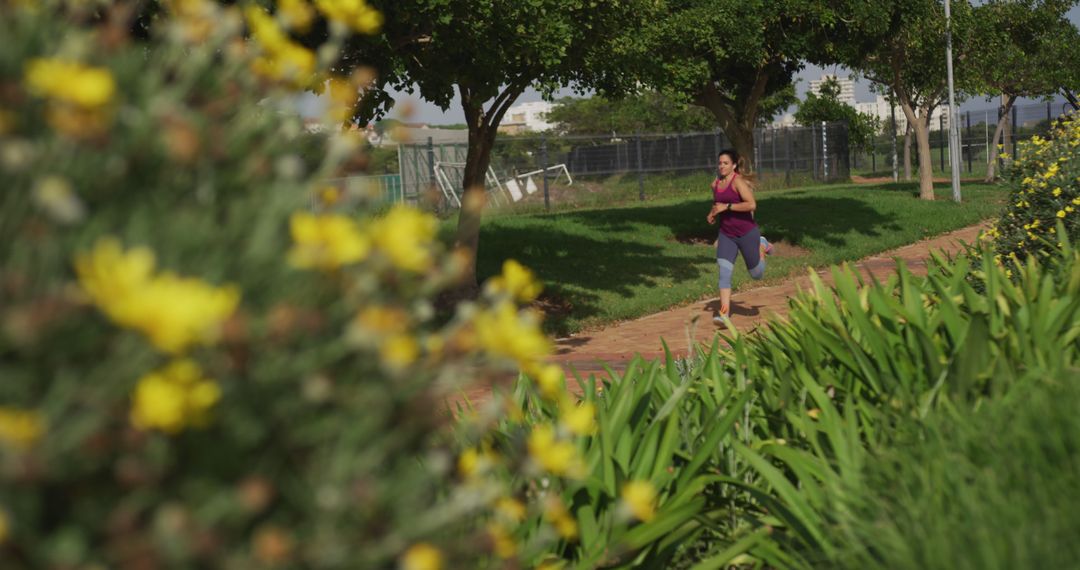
xmin=0 ymin=1 xmax=584 ymax=568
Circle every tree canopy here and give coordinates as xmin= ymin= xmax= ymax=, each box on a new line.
xmin=326 ymin=0 xmax=650 ymax=290
xmin=597 ymin=0 xmax=830 ymax=169
xmin=545 ymin=92 xmax=716 ymax=135
xmin=966 ymin=0 xmax=1080 ymax=180
xmin=830 ymin=0 xmax=976 ymax=199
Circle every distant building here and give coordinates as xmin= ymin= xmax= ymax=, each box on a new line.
xmin=770 ymin=113 xmax=798 ymax=128
xmin=498 ymin=101 xmax=555 ymax=134
xmin=808 ymin=74 xmax=856 ymax=106
xmin=855 ymin=95 xmax=949 ymax=133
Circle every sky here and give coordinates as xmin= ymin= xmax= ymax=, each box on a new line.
xmin=315 ymin=5 xmax=1079 ymax=125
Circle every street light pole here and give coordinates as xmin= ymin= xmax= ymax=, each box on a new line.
xmin=945 ymin=0 xmax=962 ymax=202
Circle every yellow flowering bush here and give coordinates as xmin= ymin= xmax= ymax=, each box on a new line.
xmin=990 ymin=113 xmax=1080 ymax=264
xmin=0 ymin=1 xmax=568 ymax=568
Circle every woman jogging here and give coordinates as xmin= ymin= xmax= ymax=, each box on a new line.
xmin=706 ymin=149 xmax=771 ymax=325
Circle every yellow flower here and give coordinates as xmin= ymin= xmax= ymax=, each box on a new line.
xmin=621 ymin=480 xmax=657 ymax=522
xmin=245 ymin=7 xmax=317 ymax=87
xmin=253 ymin=44 xmax=316 ymax=86
xmin=75 ymin=239 xmax=240 ymax=354
xmin=487 ymin=523 xmax=518 ymax=558
xmin=380 ymin=334 xmax=419 ymax=370
xmin=473 ymin=302 xmax=551 ymax=370
xmin=354 ymin=306 xmax=409 ymax=334
xmin=120 ymin=274 xmax=240 ymax=353
xmin=278 ymin=0 xmax=315 ymax=31
xmin=74 ymin=238 xmax=155 ymax=311
xmin=400 ymin=543 xmax=442 ymax=570
xmin=245 ymin=6 xmax=288 ymax=51
xmin=487 ymin=259 xmax=542 ymax=302
xmin=1057 ymin=210 xmax=1067 ymax=219
xmin=543 ymin=496 xmax=578 ymax=540
xmin=560 ymin=400 xmax=596 ymax=436
xmin=324 ymin=77 xmax=358 ymax=123
xmin=368 ymin=205 xmax=437 ymax=273
xmin=318 ymin=185 xmax=343 ymax=206
xmin=288 ymin=212 xmax=371 ymax=270
xmin=535 ymin=364 xmax=565 ymax=400
xmin=1053 ymin=187 xmax=1063 ymax=197
xmin=167 ymin=0 xmax=216 ymax=42
xmin=495 ymin=497 xmax=527 ymax=523
xmin=25 ymin=58 xmax=115 ymax=108
xmin=130 ymin=359 xmax=221 ymax=433
xmin=315 ymin=0 xmax=383 ymax=33
xmin=0 ymin=408 xmax=45 ymax=450
xmin=527 ymin=424 xmax=584 ymax=477
xmin=458 ymin=446 xmax=499 ymax=479
xmin=1072 ymin=197 xmax=1080 ymax=206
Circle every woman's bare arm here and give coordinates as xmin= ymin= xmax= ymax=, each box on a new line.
xmin=727 ymin=177 xmax=756 ymax=212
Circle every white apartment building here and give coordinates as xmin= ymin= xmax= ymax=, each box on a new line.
xmin=498 ymin=101 xmax=555 ymax=134
xmin=808 ymin=75 xmax=856 ymax=106
xmin=855 ymin=95 xmax=949 ymax=133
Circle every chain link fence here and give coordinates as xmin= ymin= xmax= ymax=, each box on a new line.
xmin=853 ymin=99 xmax=1077 ymax=179
xmin=355 ymin=122 xmax=850 ymax=213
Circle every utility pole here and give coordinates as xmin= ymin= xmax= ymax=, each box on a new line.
xmin=890 ymin=91 xmax=899 ymax=183
xmin=945 ymin=0 xmax=962 ymax=202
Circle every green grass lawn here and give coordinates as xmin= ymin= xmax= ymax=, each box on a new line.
xmin=470 ymin=181 xmax=1008 ymax=336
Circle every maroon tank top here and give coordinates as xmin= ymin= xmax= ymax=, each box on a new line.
xmin=712 ymin=173 xmax=757 ymax=238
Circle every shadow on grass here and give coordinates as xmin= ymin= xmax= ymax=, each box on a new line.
xmin=478 ymin=190 xmax=904 ymax=333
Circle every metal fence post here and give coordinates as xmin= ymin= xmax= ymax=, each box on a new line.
xmin=966 ymin=111 xmax=972 ymax=173
xmin=541 ymin=135 xmax=550 ymax=211
xmin=1010 ymin=104 xmax=1019 ymax=158
xmin=810 ymin=123 xmax=818 ymax=181
xmin=821 ymin=121 xmax=829 ymax=179
xmin=1047 ymin=101 xmax=1052 ymax=130
xmin=636 ymin=132 xmax=644 ymax=201
xmin=939 ymin=114 xmax=946 ymax=172
xmin=785 ymin=127 xmax=792 ymax=186
xmin=426 ymin=137 xmax=436 ymax=201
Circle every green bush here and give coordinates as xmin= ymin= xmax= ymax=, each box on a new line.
xmin=468 ymin=348 xmax=754 ymax=568
xmin=0 ymin=2 xmax=571 ymax=568
xmin=713 ymin=237 xmax=1080 ymax=567
xmin=988 ymin=113 xmax=1080 ymax=267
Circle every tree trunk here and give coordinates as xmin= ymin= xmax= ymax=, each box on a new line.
xmin=899 ymin=99 xmax=935 ymax=200
xmin=903 ymin=124 xmax=912 ymax=181
xmin=911 ymin=116 xmax=935 ymax=200
xmin=694 ymin=79 xmax=764 ymax=172
xmin=725 ymin=124 xmax=756 ymax=173
xmin=985 ymin=94 xmax=1016 ymax=182
xmin=450 ymin=83 xmax=526 ymax=296
xmin=452 ymin=126 xmax=496 ymax=294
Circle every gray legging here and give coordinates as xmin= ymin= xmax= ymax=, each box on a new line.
xmin=716 ymin=227 xmax=765 ymax=289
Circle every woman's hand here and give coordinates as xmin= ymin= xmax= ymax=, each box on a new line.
xmin=707 ymin=203 xmax=722 ymax=224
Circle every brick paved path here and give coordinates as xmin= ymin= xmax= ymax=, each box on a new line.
xmin=550 ymin=222 xmax=988 ymax=373
xmin=453 ymin=223 xmax=988 ymax=404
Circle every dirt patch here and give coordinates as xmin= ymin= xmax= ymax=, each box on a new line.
xmin=672 ymin=232 xmax=715 ymax=246
xmin=766 ymin=241 xmax=811 ymax=258
xmin=532 ymin=291 xmax=573 ymax=320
